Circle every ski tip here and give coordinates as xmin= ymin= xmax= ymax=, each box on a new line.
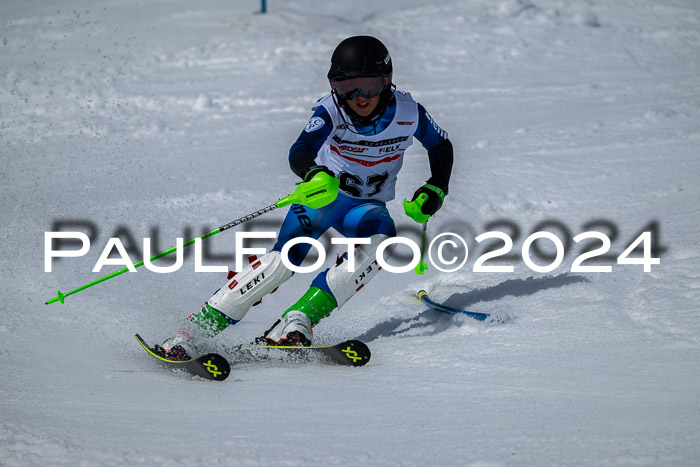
xmin=135 ymin=334 xmax=174 ymax=361
xmin=135 ymin=333 xmax=158 ymax=354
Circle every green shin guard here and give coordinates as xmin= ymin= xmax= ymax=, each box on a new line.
xmin=187 ymin=303 xmax=232 ymax=337
xmin=282 ymin=287 xmax=338 ymax=326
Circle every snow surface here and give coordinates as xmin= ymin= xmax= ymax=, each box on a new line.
xmin=2 ymin=0 xmax=700 ymax=465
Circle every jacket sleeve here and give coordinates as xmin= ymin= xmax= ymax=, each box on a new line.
xmin=414 ymin=103 xmax=454 ymax=193
xmin=288 ymin=107 xmax=334 ymax=179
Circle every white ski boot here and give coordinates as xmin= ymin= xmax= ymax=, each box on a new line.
xmin=258 ymin=310 xmax=313 ymax=346
xmin=156 ymin=330 xmax=197 ymax=361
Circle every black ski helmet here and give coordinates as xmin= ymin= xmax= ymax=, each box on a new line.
xmin=327 ymin=35 xmax=393 ymax=80
xmin=327 ymin=35 xmax=396 ymax=127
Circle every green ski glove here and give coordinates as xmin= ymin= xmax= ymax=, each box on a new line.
xmin=303 ymin=165 xmax=335 ymax=182
xmin=403 ymin=184 xmax=445 ymax=224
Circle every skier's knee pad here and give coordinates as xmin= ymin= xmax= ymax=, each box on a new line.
xmin=325 ymin=234 xmax=390 ymax=308
xmin=208 ymin=251 xmax=293 ymax=321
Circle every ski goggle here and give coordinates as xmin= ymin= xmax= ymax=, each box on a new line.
xmin=330 ymin=74 xmax=390 ymax=100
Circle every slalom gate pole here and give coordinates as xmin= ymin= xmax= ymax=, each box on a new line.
xmin=417 ymin=290 xmax=491 ymax=321
xmin=45 ymin=173 xmax=340 ymax=305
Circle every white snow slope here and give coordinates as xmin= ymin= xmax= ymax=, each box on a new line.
xmin=1 ymin=0 xmax=699 ymax=465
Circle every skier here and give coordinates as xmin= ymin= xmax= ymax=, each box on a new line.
xmin=157 ymin=35 xmax=454 ymax=360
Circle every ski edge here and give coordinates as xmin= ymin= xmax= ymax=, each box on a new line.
xmin=258 ymin=342 xmax=353 ymax=350
xmin=135 ymin=333 xmax=191 ymax=363
xmin=239 ymin=339 xmax=371 ymax=367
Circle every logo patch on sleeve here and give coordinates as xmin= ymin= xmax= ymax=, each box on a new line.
xmin=304 ymin=116 xmax=325 ymax=132
xmin=425 ymin=111 xmax=448 ymax=139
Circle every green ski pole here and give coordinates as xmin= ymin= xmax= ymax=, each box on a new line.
xmin=45 ymin=172 xmax=339 ymax=305
xmin=414 ymin=220 xmax=429 ymax=275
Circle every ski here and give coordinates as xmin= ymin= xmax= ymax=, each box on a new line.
xmin=417 ymin=290 xmax=491 ymax=321
xmin=135 ymin=334 xmax=230 ymax=381
xmin=233 ymin=339 xmax=371 ymax=367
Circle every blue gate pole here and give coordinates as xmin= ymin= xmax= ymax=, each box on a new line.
xmin=261 ymin=0 xmax=267 ymax=14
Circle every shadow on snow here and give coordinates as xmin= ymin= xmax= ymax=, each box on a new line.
xmin=358 ymin=274 xmax=589 ymax=342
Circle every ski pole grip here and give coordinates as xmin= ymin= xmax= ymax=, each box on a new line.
xmin=277 ymin=172 xmax=339 ymax=209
